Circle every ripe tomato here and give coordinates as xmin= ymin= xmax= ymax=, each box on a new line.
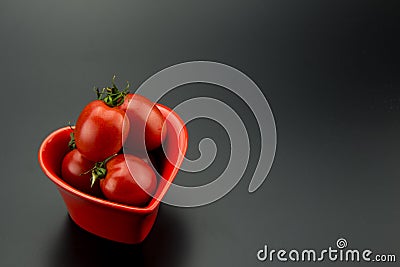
xmin=140 ymin=153 xmax=158 ymax=172
xmin=100 ymin=154 xmax=157 ymax=206
xmin=119 ymin=94 xmax=166 ymax=153
xmin=61 ymin=149 xmax=103 ymax=197
xmin=75 ymin=100 xmax=129 ymax=162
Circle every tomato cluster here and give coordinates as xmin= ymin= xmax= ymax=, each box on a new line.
xmin=61 ymin=77 xmax=166 ymax=207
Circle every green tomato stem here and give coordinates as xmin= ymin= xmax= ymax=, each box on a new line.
xmin=68 ymin=124 xmax=76 ymax=150
xmin=80 ymin=153 xmax=118 ymax=187
xmin=95 ymin=75 xmax=130 ymax=107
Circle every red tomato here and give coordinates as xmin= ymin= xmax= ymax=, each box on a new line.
xmin=61 ymin=149 xmax=103 ymax=197
xmin=119 ymin=94 xmax=166 ymax=153
xmin=100 ymin=154 xmax=157 ymax=206
xmin=75 ymin=100 xmax=129 ymax=162
xmin=140 ymin=153 xmax=157 ymax=171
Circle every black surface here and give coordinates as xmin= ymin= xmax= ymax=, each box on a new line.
xmin=1 ymin=1 xmax=399 ymax=266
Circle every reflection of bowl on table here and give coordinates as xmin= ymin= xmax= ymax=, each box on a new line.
xmin=38 ymin=104 xmax=187 ymax=244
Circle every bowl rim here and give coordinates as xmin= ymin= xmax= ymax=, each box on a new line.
xmin=38 ymin=103 xmax=188 ymax=214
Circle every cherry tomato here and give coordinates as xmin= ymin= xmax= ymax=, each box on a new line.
xmin=140 ymin=153 xmax=158 ymax=171
xmin=75 ymin=100 xmax=129 ymax=162
xmin=119 ymin=94 xmax=166 ymax=153
xmin=61 ymin=149 xmax=103 ymax=197
xmin=100 ymin=154 xmax=157 ymax=206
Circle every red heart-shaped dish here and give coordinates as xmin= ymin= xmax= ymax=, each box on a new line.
xmin=38 ymin=104 xmax=187 ymax=244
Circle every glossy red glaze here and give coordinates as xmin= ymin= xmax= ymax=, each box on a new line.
xmin=38 ymin=104 xmax=187 ymax=244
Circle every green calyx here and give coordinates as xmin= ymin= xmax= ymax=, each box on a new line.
xmin=96 ymin=75 xmax=130 ymax=107
xmin=68 ymin=132 xmax=76 ymax=150
xmin=68 ymin=123 xmax=76 ymax=150
xmin=81 ymin=154 xmax=117 ymax=187
xmin=89 ymin=162 xmax=107 ymax=187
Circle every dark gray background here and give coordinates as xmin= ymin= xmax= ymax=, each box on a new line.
xmin=1 ymin=0 xmax=399 ymax=266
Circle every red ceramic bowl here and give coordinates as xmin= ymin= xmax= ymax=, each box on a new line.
xmin=38 ymin=104 xmax=187 ymax=244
